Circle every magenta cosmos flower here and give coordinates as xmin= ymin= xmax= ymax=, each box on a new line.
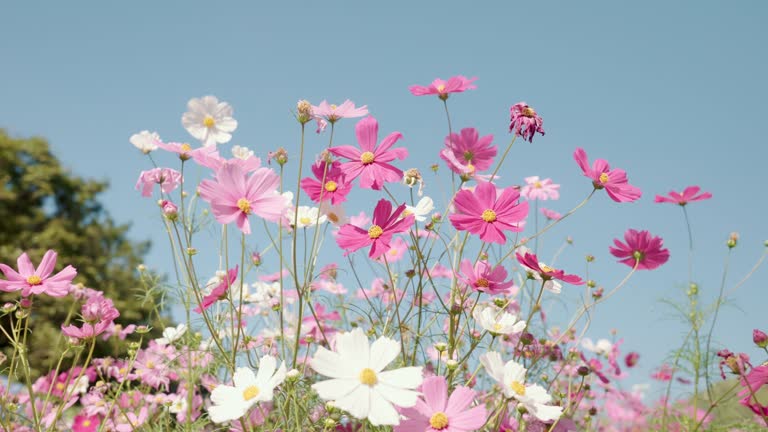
xmin=457 ymin=259 xmax=515 ymax=294
xmin=573 ymin=147 xmax=642 ymax=203
xmin=654 ymin=186 xmax=712 ymax=206
xmin=509 ymin=102 xmax=545 ymax=143
xmin=449 ymin=181 xmax=529 ymax=244
xmin=521 ymin=176 xmax=560 ymax=201
xmin=609 ymin=229 xmax=670 ymax=270
xmin=198 ymin=164 xmax=288 ymax=235
xmin=739 ymin=364 xmax=768 ymax=417
xmin=336 ymin=199 xmax=415 ymax=259
xmin=516 ymin=251 xmax=584 ymax=285
xmin=195 ymin=266 xmax=238 ymax=313
xmin=311 ymin=100 xmax=368 ymax=123
xmin=396 ymin=375 xmax=487 ymax=432
xmin=0 ymin=250 xmax=76 ymax=297
xmin=409 ymin=76 xmax=477 ymax=100
xmin=329 ymin=116 xmax=408 ymax=190
xmin=300 ymin=160 xmax=352 ymax=205
xmin=439 ymin=128 xmax=497 ymax=176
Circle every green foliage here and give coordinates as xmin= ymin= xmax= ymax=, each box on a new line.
xmin=0 ymin=129 xmax=165 ymax=376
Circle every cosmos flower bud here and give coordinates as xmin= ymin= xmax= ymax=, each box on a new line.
xmin=625 ymin=352 xmax=640 ymax=368
xmin=251 ymin=252 xmax=262 ymax=267
xmin=296 ymin=100 xmax=313 ymax=124
xmin=161 ymin=200 xmax=179 ymax=221
xmin=727 ymin=232 xmax=739 ymax=248
xmin=577 ymin=366 xmax=591 ymax=376
xmin=753 ymin=329 xmax=768 ymax=348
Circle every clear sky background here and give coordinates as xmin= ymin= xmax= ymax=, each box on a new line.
xmin=2 ymin=1 xmax=767 ymax=397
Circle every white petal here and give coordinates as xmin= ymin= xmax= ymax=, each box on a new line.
xmin=523 ymin=384 xmax=552 ymax=405
xmin=311 ymin=346 xmax=354 ymax=379
xmin=208 ymin=401 xmax=248 ymax=423
xmin=367 ymin=390 xmax=402 ymax=426
xmin=479 ymin=352 xmax=505 ymax=384
xmin=312 ymin=378 xmax=360 ymax=400
xmin=232 ymin=367 xmax=257 ymax=388
xmin=503 ymin=360 xmax=527 ymax=384
xmin=255 ymin=355 xmax=277 ymax=385
xmin=335 ymin=329 xmax=370 ymax=371
xmin=216 ymin=117 xmax=238 ymax=133
xmin=334 ymin=385 xmax=371 ymax=421
xmin=377 ymin=367 xmax=422 ymax=390
xmin=210 ymin=384 xmax=239 ymax=405
xmin=369 ymin=336 xmax=400 ymax=372
xmin=529 ymin=402 xmax=563 ymax=422
xmin=374 ymin=383 xmax=420 ymax=408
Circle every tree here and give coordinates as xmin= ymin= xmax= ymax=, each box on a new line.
xmin=0 ymin=129 xmax=165 ymax=376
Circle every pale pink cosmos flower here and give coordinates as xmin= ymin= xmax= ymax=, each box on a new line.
xmin=300 ymin=160 xmax=352 ymax=205
xmin=457 ymin=259 xmax=515 ymax=294
xmin=540 ymin=207 xmax=562 ymax=220
xmin=194 ymin=266 xmax=238 ymax=313
xmin=61 ymin=320 xmax=113 ymax=340
xmin=0 ymin=250 xmax=76 ymax=297
xmin=330 ymin=116 xmax=408 ymax=190
xmin=409 ymin=76 xmax=477 ymax=99
xmin=336 ymin=199 xmax=415 ymax=259
xmin=135 ymin=168 xmax=182 ymax=198
xmin=609 ymin=229 xmax=670 ymax=270
xmin=311 ymin=100 xmax=368 ymax=123
xmin=396 ymin=375 xmax=487 ymax=432
xmin=192 ymin=146 xmax=262 ymax=173
xmin=439 ymin=128 xmax=497 ymax=176
xmin=654 ymin=185 xmax=712 ymax=206
xmin=156 ymin=141 xmax=217 ymax=161
xmin=521 ymin=176 xmax=560 ymax=201
xmin=449 ymin=181 xmax=529 ymax=244
xmin=509 ymin=102 xmax=545 ymax=142
xmin=573 ymin=147 xmax=642 ymax=203
xmin=198 ymin=164 xmax=288 ymax=235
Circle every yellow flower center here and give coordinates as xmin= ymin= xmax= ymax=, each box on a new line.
xmin=540 ymin=264 xmax=555 ymax=273
xmin=55 ymin=382 xmax=65 ymax=391
xmin=324 ymin=181 xmax=338 ymax=192
xmin=242 ymin=385 xmax=260 ymax=401
xmin=475 ymin=278 xmax=490 ymax=288
xmin=180 ymin=143 xmax=192 ymax=152
xmin=330 ymin=104 xmax=337 ymax=110
xmin=359 ymin=368 xmax=378 ymax=386
xmin=361 ymin=151 xmax=375 ymax=164
xmin=599 ymin=172 xmax=609 ymax=184
xmin=466 ymin=163 xmax=475 ymax=174
xmin=368 ymin=225 xmax=384 ymax=239
xmin=493 ymin=323 xmax=503 ymax=332
xmin=534 ymin=181 xmax=543 ymax=188
xmin=299 ymin=217 xmax=312 ymax=226
xmin=146 ymin=361 xmax=155 ymax=369
xmin=510 ymin=380 xmax=526 ymax=396
xmin=26 ymin=275 xmax=42 ymax=286
xmin=402 ymin=209 xmax=413 ymax=217
xmin=237 ymin=198 xmax=251 ymax=214
xmin=481 ymin=209 xmax=497 ymax=223
xmin=82 ymin=420 xmax=92 ymax=427
xmin=203 ymin=115 xmax=216 ymax=128
xmin=429 ymin=412 xmax=449 ymax=429
xmin=436 ymin=84 xmax=446 ymax=93
xmin=522 ymin=107 xmax=536 ymax=118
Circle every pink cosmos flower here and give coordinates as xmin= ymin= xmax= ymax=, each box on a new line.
xmin=652 ymin=364 xmax=674 ymax=381
xmin=409 ymin=76 xmax=477 ymax=99
xmin=396 ymin=375 xmax=487 ymax=432
xmin=194 ymin=266 xmax=238 ymax=313
xmin=739 ymin=365 xmax=768 ymax=417
xmin=625 ymin=352 xmax=640 ymax=368
xmin=654 ymin=186 xmax=712 ymax=206
xmin=439 ymin=128 xmax=497 ymax=176
xmin=449 ymin=181 xmax=529 ymax=244
xmin=540 ymin=207 xmax=562 ymax=221
xmin=192 ymin=149 xmax=262 ymax=173
xmin=72 ymin=414 xmax=101 ymax=432
xmin=329 ymin=116 xmax=408 ymax=190
xmin=302 ymin=303 xmax=341 ymax=343
xmin=300 ymin=160 xmax=352 ymax=205
xmin=609 ymin=229 xmax=670 ymax=270
xmin=61 ymin=320 xmax=113 ymax=340
xmin=516 ymin=251 xmax=584 ymax=285
xmin=336 ymin=199 xmax=415 ymax=260
xmin=198 ymin=164 xmax=288 ymax=234
xmin=156 ymin=141 xmax=216 ymax=161
xmin=0 ymin=250 xmax=76 ymax=297
xmin=81 ymin=293 xmax=120 ymax=323
xmin=378 ymin=236 xmax=409 ymax=263
xmin=457 ymin=259 xmax=515 ymax=294
xmin=312 ymin=100 xmax=368 ymax=123
xmin=521 ymin=176 xmax=560 ymax=201
xmin=573 ymin=148 xmax=642 ymax=203
xmin=509 ymin=102 xmax=545 ymax=142
xmin=135 ymin=168 xmax=182 ymax=198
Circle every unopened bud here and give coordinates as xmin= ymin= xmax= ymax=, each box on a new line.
xmin=135 ymin=325 xmax=151 ymax=334
xmin=578 ymin=366 xmax=591 ymax=376
xmin=186 ymin=247 xmax=197 ymax=256
xmin=251 ymin=252 xmax=262 ymax=267
xmin=727 ymin=232 xmax=739 ymax=248
xmin=585 ymin=255 xmax=595 ymax=262
xmin=445 ymin=359 xmax=458 ymax=370
xmin=430 ymin=163 xmax=439 ymax=173
xmin=586 ymin=280 xmax=596 ymax=288
xmin=753 ymin=329 xmax=768 ymax=348
xmin=161 ymin=200 xmax=178 ymax=221
xmin=520 ymin=332 xmax=534 ymax=346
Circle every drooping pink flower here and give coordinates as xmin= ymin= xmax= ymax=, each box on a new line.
xmin=651 ymin=364 xmax=674 ymax=381
xmin=0 ymin=250 xmax=76 ymax=297
xmin=516 ymin=251 xmax=584 ymax=285
xmin=573 ymin=148 xmax=642 ymax=203
xmin=336 ymin=199 xmax=415 ymax=259
xmin=81 ymin=293 xmax=120 ymax=323
xmin=654 ymin=186 xmax=712 ymax=206
xmin=61 ymin=320 xmax=113 ymax=340
xmin=409 ymin=76 xmax=477 ymax=99
xmin=540 ymin=207 xmax=562 ymax=221
xmin=311 ymin=100 xmax=368 ymax=123
xmin=329 ymin=116 xmax=408 ymax=190
xmin=194 ymin=266 xmax=238 ymax=313
xmin=156 ymin=141 xmax=216 ymax=161
xmin=72 ymin=414 xmax=101 ymax=432
xmin=300 ymin=160 xmax=352 ymax=205
xmin=509 ymin=102 xmax=545 ymax=142
xmin=609 ymin=229 xmax=670 ymax=270
xmin=457 ymin=259 xmax=515 ymax=294
xmin=521 ymin=176 xmax=560 ymax=201
xmin=198 ymin=164 xmax=288 ymax=234
xmin=135 ymin=168 xmax=182 ymax=198
xmin=396 ymin=375 xmax=487 ymax=432
xmin=439 ymin=128 xmax=497 ymax=176
xmin=739 ymin=365 xmax=768 ymax=417
xmin=449 ymin=181 xmax=528 ymax=244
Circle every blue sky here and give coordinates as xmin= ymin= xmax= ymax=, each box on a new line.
xmin=3 ymin=1 xmax=767 ymax=396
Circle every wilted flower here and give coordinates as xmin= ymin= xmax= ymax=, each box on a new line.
xmin=509 ymin=102 xmax=545 ymax=142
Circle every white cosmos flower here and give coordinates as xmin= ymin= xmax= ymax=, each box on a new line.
xmin=231 ymin=145 xmax=254 ymax=160
xmin=581 ymin=338 xmax=613 ymax=356
xmin=472 ymin=304 xmax=526 ymax=335
xmin=310 ymin=328 xmax=423 ymax=426
xmin=156 ymin=323 xmax=187 ymax=346
xmin=320 ymin=202 xmax=348 ymax=226
xmin=294 ymin=206 xmax=327 ymax=228
xmin=130 ymin=130 xmax=160 ymax=154
xmin=402 ymin=196 xmax=434 ymax=222
xmin=480 ymin=351 xmax=563 ymax=422
xmin=208 ymin=356 xmax=287 ymax=423
xmin=182 ymin=95 xmax=238 ymax=147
